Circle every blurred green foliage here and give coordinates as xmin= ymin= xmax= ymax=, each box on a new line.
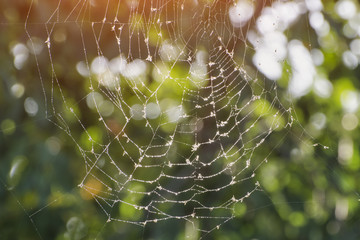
xmin=1 ymin=0 xmax=360 ymax=240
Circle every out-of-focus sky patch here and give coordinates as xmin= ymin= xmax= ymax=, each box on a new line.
xmin=229 ymin=0 xmax=255 ymax=28
xmin=288 ymin=40 xmax=315 ymax=98
xmin=247 ymin=1 xmax=305 ymax=84
xmin=245 ymin=0 xmax=360 ymax=100
xmin=335 ymin=0 xmax=357 ymax=20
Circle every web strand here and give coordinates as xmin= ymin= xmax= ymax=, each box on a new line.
xmin=24 ymin=0 xmax=300 ymax=237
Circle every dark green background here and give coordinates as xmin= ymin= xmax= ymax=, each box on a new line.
xmin=1 ymin=1 xmax=360 ymax=239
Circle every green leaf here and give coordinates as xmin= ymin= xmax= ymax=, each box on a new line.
xmin=64 ymin=217 xmax=87 ymax=240
xmin=7 ymin=156 xmax=28 ymax=190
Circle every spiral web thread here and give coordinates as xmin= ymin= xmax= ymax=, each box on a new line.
xmin=24 ymin=0 xmax=299 ymax=237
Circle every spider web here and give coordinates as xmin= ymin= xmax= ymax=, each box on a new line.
xmin=23 ymin=0 xmax=309 ymax=238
